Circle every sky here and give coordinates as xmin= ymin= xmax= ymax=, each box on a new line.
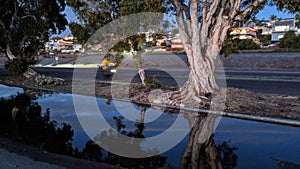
xmin=255 ymin=6 xmax=294 ymax=20
xmin=57 ymin=5 xmax=295 ymax=37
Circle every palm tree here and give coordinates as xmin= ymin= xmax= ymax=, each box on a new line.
xmin=295 ymin=13 xmax=300 ymax=26
xmin=270 ymin=15 xmax=277 ymax=27
xmin=270 ymin=14 xmax=277 ymax=21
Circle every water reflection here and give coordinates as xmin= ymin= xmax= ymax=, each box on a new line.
xmin=0 ymin=84 xmax=300 ymax=169
xmin=0 ymin=91 xmax=74 ymax=156
xmin=179 ymin=113 xmax=237 ymax=169
xmin=93 ymin=113 xmax=167 ymax=168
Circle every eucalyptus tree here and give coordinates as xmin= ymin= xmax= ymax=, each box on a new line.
xmin=0 ymin=0 xmax=67 ymax=75
xmin=165 ymin=0 xmax=300 ymax=106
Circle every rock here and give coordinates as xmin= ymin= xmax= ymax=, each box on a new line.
xmin=33 ymin=74 xmax=65 ymax=86
xmin=23 ymin=68 xmax=38 ymax=78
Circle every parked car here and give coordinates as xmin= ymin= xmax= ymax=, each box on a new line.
xmin=48 ymin=51 xmax=56 ymax=56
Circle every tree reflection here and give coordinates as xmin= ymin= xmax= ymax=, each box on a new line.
xmin=88 ymin=104 xmax=238 ymax=169
xmin=0 ymin=92 xmax=74 ymax=156
xmin=0 ymin=90 xmax=238 ymax=168
xmin=91 ymin=106 xmax=167 ymax=169
xmin=180 ymin=113 xmax=238 ymax=169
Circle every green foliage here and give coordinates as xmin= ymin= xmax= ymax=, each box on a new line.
xmin=5 ymin=57 xmax=36 ymax=75
xmin=221 ymin=41 xmax=238 ymax=58
xmin=296 ymin=14 xmax=300 ymax=26
xmin=69 ymin=23 xmax=90 ymax=45
xmin=270 ymin=14 xmax=277 ymax=21
xmin=279 ymin=30 xmax=300 ymax=49
xmin=222 ymin=39 xmax=260 ymax=57
xmin=272 ymin=0 xmax=300 ymax=13
xmin=112 ymin=34 xmax=147 ymax=53
xmin=0 ymin=0 xmax=67 ymax=74
xmin=261 ymin=34 xmax=272 ymax=45
xmin=161 ymin=42 xmax=167 ymax=47
xmin=67 ymin=0 xmax=166 ymax=47
xmin=233 ymin=39 xmax=260 ymax=50
xmin=144 ymin=76 xmax=161 ymax=89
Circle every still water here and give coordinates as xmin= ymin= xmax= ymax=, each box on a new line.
xmin=1 ymin=84 xmax=300 ymax=169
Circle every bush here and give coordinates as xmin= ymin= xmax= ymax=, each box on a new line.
xmin=233 ymin=39 xmax=260 ymax=50
xmin=221 ymin=41 xmax=238 ymax=58
xmin=5 ymin=57 xmax=36 ymax=75
xmin=144 ymin=76 xmax=161 ymax=89
xmin=279 ymin=31 xmax=300 ymax=49
xmin=221 ymin=39 xmax=259 ymax=57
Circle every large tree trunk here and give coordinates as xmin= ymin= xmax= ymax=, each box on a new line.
xmin=166 ymin=0 xmax=239 ymax=107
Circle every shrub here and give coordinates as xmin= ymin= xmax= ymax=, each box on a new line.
xmin=279 ymin=31 xmax=300 ymax=49
xmin=5 ymin=57 xmax=36 ymax=75
xmin=144 ymin=76 xmax=161 ymax=89
xmin=233 ymin=39 xmax=260 ymax=50
xmin=221 ymin=39 xmax=260 ymax=57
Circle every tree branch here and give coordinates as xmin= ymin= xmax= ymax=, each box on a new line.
xmin=20 ymin=15 xmax=37 ymax=21
xmin=229 ymin=0 xmax=241 ymax=19
xmin=0 ymin=20 xmax=5 ymax=31
xmin=182 ymin=1 xmax=191 ymax=20
xmin=206 ymin=0 xmax=220 ymax=22
xmin=174 ymin=0 xmax=192 ymax=49
xmin=234 ymin=0 xmax=267 ymax=20
xmin=190 ymin=0 xmax=201 ymax=56
xmin=201 ymin=0 xmax=222 ymax=37
xmin=9 ymin=0 xmax=18 ymax=31
xmin=202 ymin=0 xmax=207 ymax=22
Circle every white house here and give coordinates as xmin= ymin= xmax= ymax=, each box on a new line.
xmin=271 ymin=18 xmax=298 ymax=42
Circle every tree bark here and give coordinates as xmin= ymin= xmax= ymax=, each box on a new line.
xmin=134 ymin=51 xmax=146 ymax=86
xmin=168 ymin=0 xmax=242 ymax=106
xmin=6 ymin=44 xmax=16 ymax=60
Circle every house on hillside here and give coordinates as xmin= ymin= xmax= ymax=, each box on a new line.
xmin=271 ymin=18 xmax=298 ymax=42
xmin=44 ymin=36 xmax=83 ymax=53
xmin=254 ymin=25 xmax=272 ymax=35
xmin=171 ymin=34 xmax=184 ymax=50
xmin=230 ymin=27 xmax=258 ymax=40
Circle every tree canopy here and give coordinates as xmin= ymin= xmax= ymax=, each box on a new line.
xmin=67 ymin=0 xmax=166 ymax=45
xmin=0 ymin=0 xmax=68 ymax=56
xmin=0 ymin=0 xmax=68 ymax=74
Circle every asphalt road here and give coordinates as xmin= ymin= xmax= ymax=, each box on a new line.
xmin=1 ymin=65 xmax=299 ymax=96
